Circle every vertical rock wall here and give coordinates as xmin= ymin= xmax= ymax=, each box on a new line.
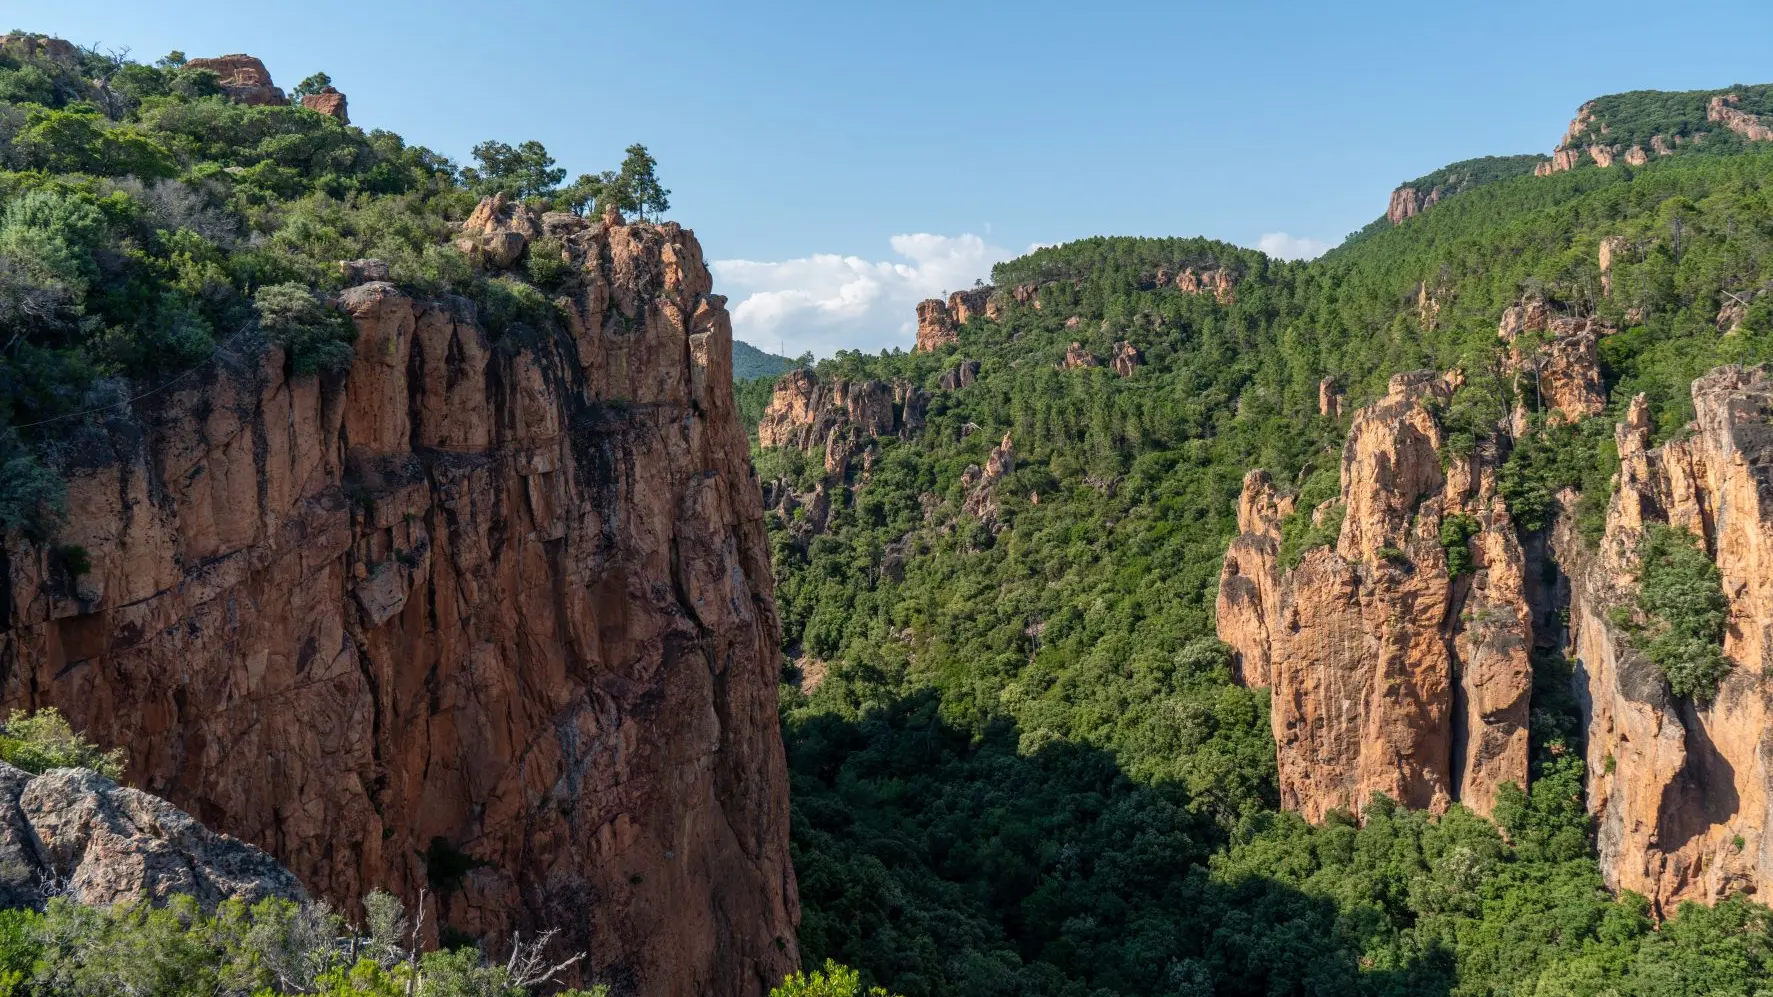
xmin=1558 ymin=369 xmax=1773 ymax=913
xmin=1217 ymin=372 xmax=1532 ymax=820
xmin=0 ymin=216 xmax=798 ymax=995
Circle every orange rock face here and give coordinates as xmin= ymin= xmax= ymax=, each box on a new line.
xmin=1176 ymin=267 xmax=1235 ymax=304
xmin=948 ymin=287 xmax=992 ymax=325
xmin=0 ymin=217 xmax=798 ymax=995
xmin=1497 ymin=297 xmax=1608 ymax=424
xmin=915 ymin=298 xmax=957 ymax=352
xmin=756 ymin=368 xmax=924 ymax=475
xmin=1062 ymin=342 xmax=1098 ymax=369
xmin=1558 ymin=368 xmax=1773 ymax=914
xmin=1318 ymin=376 xmax=1344 ymax=417
xmin=302 ymin=87 xmax=348 ymax=122
xmin=1216 ymin=372 xmax=1531 ymax=820
xmin=186 ymin=54 xmax=288 ymax=106
xmin=1708 ymin=94 xmax=1773 ymax=143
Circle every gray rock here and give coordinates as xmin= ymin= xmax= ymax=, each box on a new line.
xmin=0 ymin=763 xmax=301 ymax=910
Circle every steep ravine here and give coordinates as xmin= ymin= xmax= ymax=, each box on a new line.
xmin=0 ymin=209 xmax=798 ymax=995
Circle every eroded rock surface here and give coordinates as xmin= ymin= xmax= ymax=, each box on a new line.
xmin=186 ymin=54 xmax=287 ymax=106
xmin=1217 ymin=371 xmax=1531 ymax=820
xmin=0 ymin=215 xmax=797 ymax=995
xmin=0 ymin=764 xmax=302 ymax=911
xmin=1558 ymin=368 xmax=1773 ymax=913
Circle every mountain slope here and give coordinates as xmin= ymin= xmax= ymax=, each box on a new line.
xmin=760 ymin=88 xmax=1773 ymax=996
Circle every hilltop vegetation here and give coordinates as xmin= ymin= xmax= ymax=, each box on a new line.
xmin=768 ymin=125 xmax=1773 ymax=995
xmin=0 ymin=35 xmax=662 ymax=538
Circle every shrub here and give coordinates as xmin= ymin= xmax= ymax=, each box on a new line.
xmin=254 ymin=282 xmax=356 ymax=375
xmin=772 ymin=960 xmax=901 ymax=997
xmin=1630 ymin=524 xmax=1732 ymax=702
xmin=0 ymin=708 xmax=125 ymax=778
xmin=1439 ymin=513 xmax=1480 ymax=577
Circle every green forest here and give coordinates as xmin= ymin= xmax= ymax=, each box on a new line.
xmin=759 ymin=118 xmax=1773 ymax=996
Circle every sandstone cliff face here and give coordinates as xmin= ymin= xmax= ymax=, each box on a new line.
xmin=1708 ymin=94 xmax=1773 ymax=143
xmin=1217 ymin=372 xmax=1532 ymax=820
xmin=1387 ymin=185 xmax=1445 ymax=225
xmin=1176 ymin=267 xmax=1235 ymax=304
xmin=301 ymin=87 xmax=349 ymax=123
xmin=186 ymin=55 xmax=288 ymax=106
xmin=0 ymin=211 xmax=797 ymax=995
xmin=755 ymin=368 xmax=925 ymax=475
xmin=915 ymin=299 xmax=957 ymax=352
xmin=1497 ymin=296 xmax=1609 ymax=424
xmin=1557 ymin=368 xmax=1773 ymax=913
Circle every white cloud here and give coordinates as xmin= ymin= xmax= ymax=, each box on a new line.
xmin=1256 ymin=232 xmax=1332 ymax=260
xmin=712 ymin=233 xmax=1013 ymax=358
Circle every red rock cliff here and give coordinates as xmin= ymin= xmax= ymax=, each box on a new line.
xmin=1217 ymin=371 xmax=1532 ymax=820
xmin=0 ymin=213 xmax=798 ymax=995
xmin=1556 ymin=367 xmax=1773 ymax=913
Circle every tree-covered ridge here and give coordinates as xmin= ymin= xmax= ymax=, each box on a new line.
xmin=1342 ymin=155 xmax=1549 ymax=246
xmin=1570 ymin=83 xmax=1773 ymax=151
xmin=734 ymin=339 xmax=802 ymax=379
xmin=989 ymin=235 xmax=1266 ymax=288
xmin=769 ymin=134 xmax=1773 ymax=995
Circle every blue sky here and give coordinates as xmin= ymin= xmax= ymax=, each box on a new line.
xmin=16 ymin=0 xmax=1773 ymax=356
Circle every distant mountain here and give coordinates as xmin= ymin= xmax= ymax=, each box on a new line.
xmin=733 ymin=340 xmax=801 ymax=380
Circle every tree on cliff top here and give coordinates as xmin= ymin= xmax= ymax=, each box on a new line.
xmin=462 ymin=139 xmax=566 ymax=202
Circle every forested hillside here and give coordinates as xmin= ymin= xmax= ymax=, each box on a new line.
xmin=765 ymin=118 xmax=1773 ymax=995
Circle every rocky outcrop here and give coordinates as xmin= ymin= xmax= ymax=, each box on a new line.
xmin=0 ymin=764 xmax=302 ymax=911
xmin=301 ymin=87 xmax=349 ymax=123
xmin=1215 ymin=471 xmax=1291 ymax=688
xmin=1600 ymin=237 xmax=1628 ymax=297
xmin=0 ymin=33 xmax=78 ymax=65
xmin=1708 ymin=94 xmax=1773 ymax=143
xmin=948 ymin=288 xmax=992 ymax=325
xmin=1176 ymin=267 xmax=1235 ymax=304
xmin=1498 ymin=297 xmax=1608 ymax=423
xmin=185 ymin=55 xmax=288 ymax=106
xmin=915 ymin=299 xmax=957 ymax=352
xmin=0 ymin=214 xmax=797 ymax=995
xmin=1216 ymin=371 xmax=1532 ymax=821
xmin=1318 ymin=376 xmax=1344 ymax=417
xmin=938 ymin=360 xmax=980 ymax=391
xmin=1110 ymin=341 xmax=1143 ymax=377
xmin=1535 ymin=148 xmax=1586 ymax=176
xmin=1387 ymin=185 xmax=1446 ymax=225
xmin=1557 ymin=368 xmax=1773 ymax=913
xmin=756 ymin=368 xmax=925 ymax=476
xmin=455 ymin=193 xmax=540 ymax=269
xmin=960 ymin=434 xmax=1015 ymax=521
xmin=1062 ymin=342 xmax=1098 ymax=369
xmin=1624 ymin=146 xmax=1649 ymax=166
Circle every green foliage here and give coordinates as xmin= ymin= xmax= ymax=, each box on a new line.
xmin=0 ymin=708 xmax=124 ymax=778
xmin=771 ymin=960 xmax=900 ymax=997
xmin=1439 ymin=512 xmax=1479 ymax=577
xmin=254 ymin=282 xmax=354 ymax=375
xmin=0 ymin=889 xmax=602 ymax=996
xmin=462 ymin=139 xmax=564 ymax=201
xmin=291 ymin=72 xmax=332 ymax=101
xmin=1627 ymin=524 xmax=1732 ymax=702
xmin=733 ymin=339 xmax=800 ymax=380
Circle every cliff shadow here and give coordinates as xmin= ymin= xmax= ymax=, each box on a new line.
xmin=782 ymin=685 xmax=1455 ymax=997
